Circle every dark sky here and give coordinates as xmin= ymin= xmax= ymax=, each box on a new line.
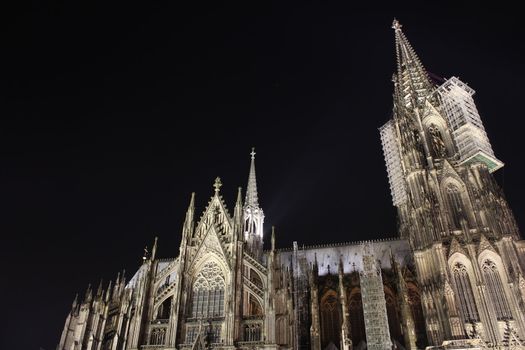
xmin=2 ymin=3 xmax=525 ymax=349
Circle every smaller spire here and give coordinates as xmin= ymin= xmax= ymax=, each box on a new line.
xmin=213 ymin=177 xmax=222 ymax=194
xmin=184 ymin=192 xmax=196 ymax=235
xmin=105 ymin=280 xmax=112 ymax=302
xmin=245 ymin=147 xmax=259 ymax=208
xmin=151 ymin=236 xmax=158 ymax=261
xmin=142 ymin=245 xmax=149 ymax=263
xmin=84 ymin=283 xmax=92 ymax=302
xmin=271 ymin=226 xmax=276 ymax=251
xmin=234 ymin=187 xmax=243 ymax=217
xmin=113 ymin=272 xmax=121 ymax=300
xmin=96 ymin=279 xmax=104 ymax=298
xmin=121 ymin=269 xmax=126 ymax=292
xmin=236 ymin=187 xmax=242 ymax=206
xmin=72 ymin=293 xmax=79 ymax=309
xmin=188 ymin=192 xmax=195 ymax=210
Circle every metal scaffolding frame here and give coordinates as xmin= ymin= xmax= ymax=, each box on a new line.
xmin=380 ymin=120 xmax=407 ymax=206
xmin=437 ymin=77 xmax=504 ymax=172
xmin=360 ymin=244 xmax=392 ymax=350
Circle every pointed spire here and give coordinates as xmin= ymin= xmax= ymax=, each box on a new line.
xmin=113 ymin=272 xmax=121 ymax=300
xmin=234 ymin=187 xmax=243 ymax=219
xmin=271 ymin=226 xmax=276 ymax=251
xmin=120 ymin=269 xmax=126 ymax=295
xmin=72 ymin=293 xmax=79 ymax=309
xmin=151 ymin=236 xmax=158 ymax=261
xmin=236 ymin=186 xmax=242 ymax=206
xmin=245 ymin=147 xmax=259 ymax=208
xmin=97 ymin=279 xmax=104 ymax=298
xmin=84 ymin=283 xmax=92 ymax=303
xmin=392 ymin=19 xmax=435 ymax=109
xmin=142 ymin=245 xmax=149 ymax=263
xmin=184 ymin=192 xmax=196 ymax=235
xmin=105 ymin=280 xmax=112 ymax=302
xmin=233 ymin=187 xmax=243 ymax=241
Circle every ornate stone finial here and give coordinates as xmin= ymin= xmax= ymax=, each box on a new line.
xmin=250 ymin=147 xmax=256 ymax=160
xmin=143 ymin=245 xmax=149 ymax=262
xmin=392 ymin=18 xmax=402 ymax=31
xmin=213 ymin=177 xmax=222 ymax=193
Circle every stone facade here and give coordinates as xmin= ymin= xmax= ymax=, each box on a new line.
xmin=58 ymin=21 xmax=525 ymax=350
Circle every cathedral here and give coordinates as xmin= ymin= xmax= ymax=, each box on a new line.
xmin=58 ymin=21 xmax=525 ymax=350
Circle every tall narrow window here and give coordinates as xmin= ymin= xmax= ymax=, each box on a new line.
xmin=407 ymin=284 xmax=427 ymax=347
xmin=191 ymin=262 xmax=225 ymax=319
xmin=248 ymin=295 xmax=263 ymax=316
xmin=452 ymin=262 xmax=479 ymax=322
xmin=348 ymin=288 xmax=366 ymax=346
xmin=320 ymin=290 xmax=341 ymax=349
xmin=446 ymin=184 xmax=464 ymax=229
xmin=482 ymin=260 xmax=512 ymax=320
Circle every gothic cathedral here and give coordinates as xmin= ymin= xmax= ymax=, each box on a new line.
xmin=57 ymin=21 xmax=525 ymax=350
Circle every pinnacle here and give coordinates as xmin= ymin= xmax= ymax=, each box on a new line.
xmin=392 ymin=18 xmax=402 ymax=31
xmin=213 ymin=177 xmax=222 ymax=194
xmin=245 ymin=148 xmax=259 ymax=208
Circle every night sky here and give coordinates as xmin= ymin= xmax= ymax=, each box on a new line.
xmin=2 ymin=3 xmax=525 ymax=349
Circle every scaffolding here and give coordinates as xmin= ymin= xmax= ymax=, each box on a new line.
xmin=380 ymin=120 xmax=407 ymax=206
xmin=437 ymin=77 xmax=504 ymax=172
xmin=292 ymin=242 xmax=310 ymax=350
xmin=359 ymin=243 xmax=392 ymax=350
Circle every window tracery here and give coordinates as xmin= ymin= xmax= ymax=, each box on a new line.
xmin=452 ymin=262 xmax=479 ymax=322
xmin=191 ymin=261 xmax=225 ymax=319
xmin=482 ymin=260 xmax=512 ymax=320
xmin=149 ymin=328 xmax=166 ymax=345
xmin=244 ymin=324 xmax=262 ymax=342
xmin=320 ymin=290 xmax=341 ymax=349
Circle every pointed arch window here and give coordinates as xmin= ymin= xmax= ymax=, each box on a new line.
xmin=348 ymin=289 xmax=365 ymax=346
xmin=482 ymin=260 xmax=512 ymax=320
xmin=452 ymin=262 xmax=479 ymax=322
xmin=320 ymin=290 xmax=341 ymax=349
xmin=191 ymin=262 xmax=225 ymax=319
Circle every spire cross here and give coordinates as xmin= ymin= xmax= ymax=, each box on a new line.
xmin=250 ymin=147 xmax=256 ymax=160
xmin=213 ymin=177 xmax=222 ymax=193
xmin=392 ymin=19 xmax=402 ymax=31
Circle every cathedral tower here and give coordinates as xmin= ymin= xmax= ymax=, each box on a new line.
xmin=381 ymin=19 xmax=525 ymax=346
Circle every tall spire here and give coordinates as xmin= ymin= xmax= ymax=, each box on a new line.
xmin=243 ymin=147 xmax=264 ymax=260
xmin=245 ymin=147 xmax=259 ymax=208
xmin=183 ymin=192 xmax=195 ymax=239
xmin=392 ymin=19 xmax=435 ymax=109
